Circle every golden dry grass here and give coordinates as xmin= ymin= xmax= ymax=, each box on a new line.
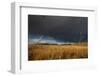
xmin=28 ymin=43 xmax=88 ymax=60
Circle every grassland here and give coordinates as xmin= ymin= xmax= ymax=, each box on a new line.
xmin=28 ymin=42 xmax=88 ymax=60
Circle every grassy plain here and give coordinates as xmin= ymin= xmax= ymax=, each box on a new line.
xmin=28 ymin=42 xmax=88 ymax=60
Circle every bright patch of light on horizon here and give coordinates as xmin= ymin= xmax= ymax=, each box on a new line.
xmin=29 ymin=39 xmax=58 ymax=44
xmin=28 ymin=36 xmax=58 ymax=44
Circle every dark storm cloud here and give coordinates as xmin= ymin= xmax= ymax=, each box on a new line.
xmin=28 ymin=15 xmax=88 ymax=42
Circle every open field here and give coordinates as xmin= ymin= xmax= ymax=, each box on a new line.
xmin=28 ymin=43 xmax=88 ymax=60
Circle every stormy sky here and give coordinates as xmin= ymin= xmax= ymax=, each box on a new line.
xmin=28 ymin=15 xmax=88 ymax=42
